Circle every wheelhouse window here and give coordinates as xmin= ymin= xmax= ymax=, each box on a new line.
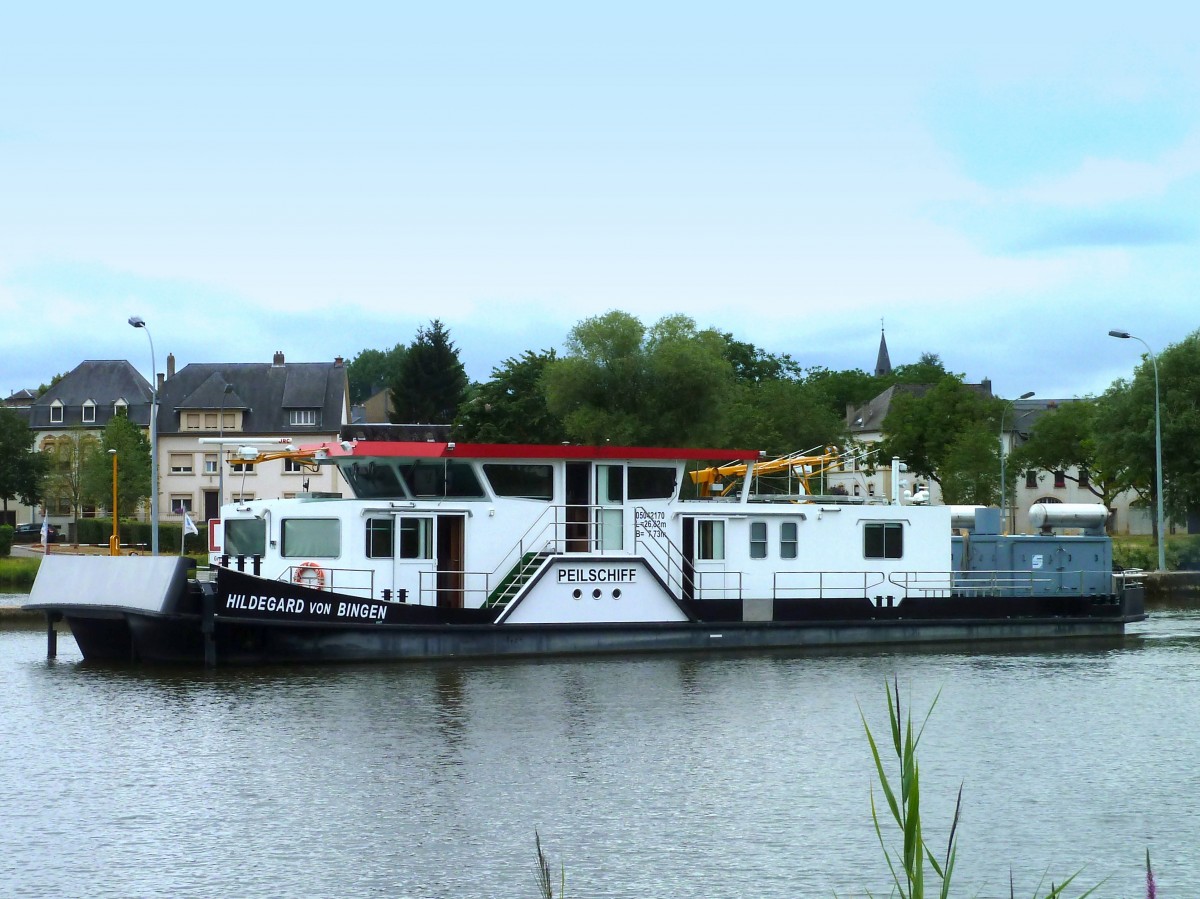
xmin=780 ymin=521 xmax=798 ymax=559
xmin=483 ymin=464 xmax=554 ymax=500
xmin=628 ymin=466 xmax=677 ymax=500
xmin=749 ymin=521 xmax=768 ymax=559
xmin=366 ymin=518 xmax=393 ymax=558
xmin=345 ymin=460 xmax=404 ymax=498
xmin=864 ymin=522 xmax=903 ymax=560
xmin=697 ymin=519 xmax=725 ymax=561
xmin=399 ymin=517 xmax=434 ymax=559
xmin=281 ymin=518 xmax=340 ymax=558
xmin=403 ymin=461 xmax=485 ymax=499
xmin=225 ymin=518 xmax=266 ymax=557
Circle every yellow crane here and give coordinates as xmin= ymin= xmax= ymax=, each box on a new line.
xmin=689 ymin=445 xmax=843 ymax=499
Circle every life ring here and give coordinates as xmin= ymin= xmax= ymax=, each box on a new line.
xmin=293 ymin=561 xmax=327 ymax=589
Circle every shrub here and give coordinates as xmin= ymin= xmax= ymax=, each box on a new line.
xmin=0 ymin=524 xmax=12 ymax=557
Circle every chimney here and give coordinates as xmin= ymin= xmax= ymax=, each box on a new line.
xmin=166 ymin=353 xmax=176 ymax=379
xmin=273 ymin=351 xmax=285 ymax=366
xmin=157 ymin=373 xmax=165 ymax=391
xmin=334 ymin=356 xmax=344 ymax=367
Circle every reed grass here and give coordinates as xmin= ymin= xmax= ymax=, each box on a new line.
xmin=0 ymin=557 xmax=40 ymax=590
xmin=533 ymin=830 xmax=564 ymax=899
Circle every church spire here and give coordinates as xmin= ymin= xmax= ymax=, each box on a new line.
xmin=874 ymin=321 xmax=892 ymax=378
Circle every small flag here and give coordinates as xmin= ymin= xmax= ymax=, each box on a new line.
xmin=183 ymin=512 xmax=199 ymax=536
xmin=40 ymin=518 xmax=49 ymax=546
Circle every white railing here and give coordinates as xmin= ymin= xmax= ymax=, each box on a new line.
xmin=773 ymin=570 xmax=888 ymax=600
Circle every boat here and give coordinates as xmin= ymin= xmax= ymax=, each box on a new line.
xmin=24 ymin=438 xmax=1146 ymax=665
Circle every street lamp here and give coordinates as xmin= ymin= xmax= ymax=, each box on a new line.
xmin=999 ymin=391 xmax=1035 ymax=532
xmin=128 ymin=315 xmax=159 ymax=555
xmin=108 ymin=449 xmax=119 ymax=556
xmin=218 ymin=383 xmax=234 ymax=511
xmin=1109 ymin=329 xmax=1166 ymax=571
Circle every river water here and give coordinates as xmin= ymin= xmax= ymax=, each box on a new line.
xmin=1 ymin=594 xmax=1195 ymax=898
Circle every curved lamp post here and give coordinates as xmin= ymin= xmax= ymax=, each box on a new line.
xmin=108 ymin=449 xmax=120 ymax=556
xmin=1109 ymin=329 xmax=1166 ymax=571
xmin=128 ymin=316 xmax=159 ymax=555
xmin=999 ymin=391 xmax=1035 ymax=532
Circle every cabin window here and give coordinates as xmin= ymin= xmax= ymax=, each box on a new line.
xmin=780 ymin=521 xmax=798 ymax=559
xmin=281 ymin=518 xmax=340 ymax=558
xmin=404 ymin=461 xmax=485 ymax=499
xmin=628 ymin=466 xmax=677 ymax=500
xmin=346 ymin=461 xmax=404 ymax=499
xmin=399 ymin=517 xmax=434 ymax=559
xmin=749 ymin=521 xmax=768 ymax=559
xmin=864 ymin=522 xmax=903 ymax=559
xmin=484 ymin=464 xmax=554 ymax=500
xmin=225 ymin=518 xmax=267 ymax=557
xmin=697 ymin=519 xmax=725 ymax=560
xmin=366 ymin=518 xmax=393 ymax=558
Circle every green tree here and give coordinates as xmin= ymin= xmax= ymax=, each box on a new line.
xmin=42 ymin=428 xmax=99 ymax=531
xmin=453 ymin=350 xmax=567 ymax=443
xmin=879 ymin=375 xmax=999 ymax=490
xmin=388 ymin=320 xmax=469 ymax=425
xmin=544 ymin=312 xmax=735 ymax=446
xmin=802 ymin=366 xmax=882 ymax=419
xmin=0 ymin=407 xmax=46 ymax=516
xmin=720 ymin=333 xmax=803 ymax=382
xmin=938 ymin=424 xmax=1001 ymax=505
xmin=718 ymin=379 xmax=845 ymax=459
xmin=81 ymin=411 xmax=151 ymax=518
xmin=346 ymin=344 xmax=406 ymax=405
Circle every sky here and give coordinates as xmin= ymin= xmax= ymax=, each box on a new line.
xmin=2 ymin=2 xmax=1197 ymax=404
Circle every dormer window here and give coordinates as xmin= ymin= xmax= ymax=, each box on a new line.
xmin=290 ymin=409 xmax=318 ymax=427
xmin=50 ymin=400 xmax=64 ymax=424
xmin=114 ymin=398 xmax=128 ymax=415
xmin=82 ymin=400 xmax=96 ymax=423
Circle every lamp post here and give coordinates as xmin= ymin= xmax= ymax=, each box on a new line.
xmin=108 ymin=449 xmax=120 ymax=556
xmin=128 ymin=316 xmax=159 ymax=555
xmin=999 ymin=391 xmax=1036 ymax=532
xmin=218 ymin=383 xmax=234 ymax=512
xmin=1109 ymin=329 xmax=1166 ymax=571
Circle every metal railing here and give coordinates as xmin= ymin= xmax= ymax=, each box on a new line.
xmin=773 ymin=570 xmax=888 ymax=600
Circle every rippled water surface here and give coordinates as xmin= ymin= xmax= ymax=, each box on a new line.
xmin=2 ymin=596 xmax=1196 ymax=898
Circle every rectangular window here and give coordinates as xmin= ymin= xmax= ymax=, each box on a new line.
xmin=290 ymin=409 xmax=318 ymax=426
xmin=1054 ymin=471 xmax=1066 ymax=489
xmin=864 ymin=522 xmax=904 ymax=559
xmin=231 ymin=492 xmax=254 ymax=503
xmin=204 ymin=454 xmax=218 ymax=474
xmin=749 ymin=521 xmax=767 ymax=559
xmin=780 ymin=521 xmax=798 ymax=559
xmin=171 ymin=496 xmax=193 ymax=514
xmin=225 ymin=518 xmax=266 ymax=557
xmin=281 ymin=518 xmax=340 ymax=558
xmin=230 ymin=462 xmax=255 ymax=474
xmin=169 ymin=453 xmax=193 ymax=474
xmin=204 ymin=413 xmax=217 ymax=429
xmin=82 ymin=403 xmax=96 ymax=423
xmin=366 ymin=518 xmax=393 ymax=558
xmin=222 ymin=412 xmax=236 ymax=430
xmin=1078 ymin=469 xmax=1090 ymax=488
xmin=484 ymin=464 xmax=554 ymax=500
xmin=697 ymin=519 xmax=725 ymax=561
xmin=50 ymin=404 xmax=64 ymax=423
xmin=628 ymin=466 xmax=677 ymax=500
xmin=185 ymin=413 xmax=201 ymax=430
xmin=399 ymin=518 xmax=434 ymax=559
xmin=284 ymin=458 xmax=304 ymax=474
xmin=1025 ymin=470 xmax=1037 ymax=489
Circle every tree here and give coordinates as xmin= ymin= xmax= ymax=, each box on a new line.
xmin=717 ymin=378 xmax=845 ymax=458
xmin=720 ymin=333 xmax=803 ymax=382
xmin=346 ymin=344 xmax=406 ymax=405
xmin=388 ymin=320 xmax=468 ymax=425
xmin=453 ymin=350 xmax=567 ymax=443
xmin=938 ymin=425 xmax=1001 ymax=505
xmin=543 ymin=312 xmax=735 ymax=446
xmin=802 ymin=366 xmax=882 ymax=419
xmin=0 ymin=407 xmax=46 ymax=516
xmin=81 ymin=411 xmax=151 ymax=519
xmin=41 ymin=428 xmax=99 ymax=531
xmin=879 ymin=375 xmax=999 ymax=489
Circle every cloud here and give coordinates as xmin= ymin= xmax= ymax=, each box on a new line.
xmin=1009 ymin=214 xmax=1196 ymax=253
